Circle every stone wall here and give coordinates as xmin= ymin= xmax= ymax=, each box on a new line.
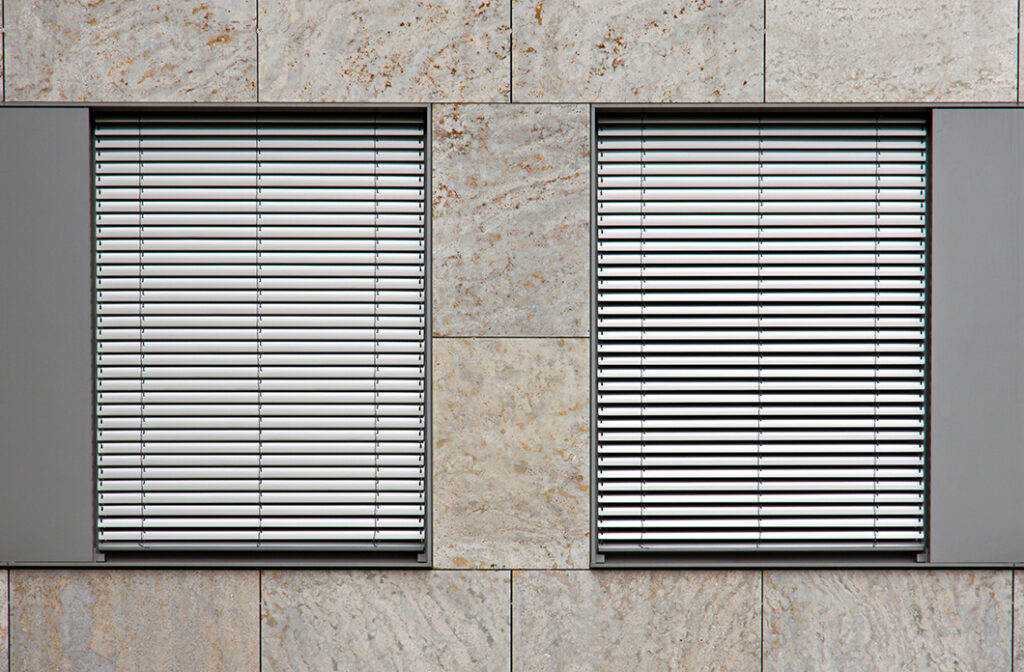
xmin=2 ymin=568 xmax=1020 ymax=670
xmin=3 ymin=0 xmax=1018 ymax=103
xmin=1 ymin=0 xmax=1021 ymax=669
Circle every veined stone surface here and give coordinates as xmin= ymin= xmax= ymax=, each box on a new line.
xmin=433 ymin=338 xmax=589 ymax=569
xmin=512 ymin=0 xmax=763 ymax=103
xmin=1 ymin=2 xmax=5 ymax=104
xmin=1015 ymin=571 xmax=1024 ymax=670
xmin=9 ymin=569 xmax=258 ymax=672
xmin=512 ymin=569 xmax=761 ymax=671
xmin=258 ymin=0 xmax=510 ymax=102
xmin=5 ymin=0 xmax=256 ymax=102
xmin=766 ymin=0 xmax=1017 ymax=102
xmin=261 ymin=570 xmax=511 ymax=672
xmin=764 ymin=570 xmax=1012 ymax=671
xmin=432 ymin=104 xmax=589 ymax=337
xmin=0 ymin=570 xmax=7 ymax=672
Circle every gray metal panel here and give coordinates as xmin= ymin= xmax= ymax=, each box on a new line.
xmin=931 ymin=109 xmax=1024 ymax=563
xmin=0 ymin=108 xmax=94 ymax=562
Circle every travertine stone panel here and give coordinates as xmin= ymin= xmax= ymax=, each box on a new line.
xmin=1 ymin=3 xmax=5 ymax=104
xmin=1014 ymin=571 xmax=1024 ymax=669
xmin=258 ymin=0 xmax=510 ymax=102
xmin=513 ymin=570 xmax=760 ymax=671
xmin=0 ymin=570 xmax=7 ymax=672
xmin=433 ymin=104 xmax=589 ymax=336
xmin=434 ymin=338 xmax=589 ymax=569
xmin=262 ymin=570 xmax=510 ymax=672
xmin=512 ymin=0 xmax=763 ymax=103
xmin=764 ymin=570 xmax=1012 ymax=671
xmin=6 ymin=0 xmax=256 ymax=102
xmin=766 ymin=0 xmax=1017 ymax=102
xmin=10 ymin=569 xmax=258 ymax=672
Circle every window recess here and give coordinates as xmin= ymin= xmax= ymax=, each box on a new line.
xmin=94 ymin=110 xmax=429 ymax=553
xmin=594 ymin=110 xmax=927 ymax=554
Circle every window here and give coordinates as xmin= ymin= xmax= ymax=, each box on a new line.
xmin=593 ymin=110 xmax=927 ymax=557
xmin=93 ymin=110 xmax=429 ymax=555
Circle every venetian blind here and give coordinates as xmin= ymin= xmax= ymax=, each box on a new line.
xmin=595 ymin=112 xmax=927 ymax=552
xmin=94 ymin=110 xmax=427 ymax=551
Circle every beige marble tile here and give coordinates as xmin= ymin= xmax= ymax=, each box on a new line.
xmin=433 ymin=104 xmax=589 ymax=337
xmin=512 ymin=0 xmax=763 ymax=103
xmin=766 ymin=0 xmax=1017 ymax=102
xmin=9 ymin=569 xmax=258 ymax=672
xmin=433 ymin=338 xmax=589 ymax=569
xmin=0 ymin=570 xmax=7 ymax=672
xmin=513 ymin=569 xmax=760 ymax=671
xmin=258 ymin=0 xmax=510 ymax=102
xmin=262 ymin=570 xmax=510 ymax=672
xmin=5 ymin=0 xmax=255 ymax=102
xmin=764 ymin=570 xmax=1012 ymax=672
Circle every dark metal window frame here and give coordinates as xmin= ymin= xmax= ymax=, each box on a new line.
xmin=589 ymin=104 xmax=932 ymax=569
xmin=86 ymin=103 xmax=433 ymax=569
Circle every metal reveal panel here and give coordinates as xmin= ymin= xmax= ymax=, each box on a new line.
xmin=0 ymin=107 xmax=94 ymax=563
xmin=930 ymin=108 xmax=1024 ymax=564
